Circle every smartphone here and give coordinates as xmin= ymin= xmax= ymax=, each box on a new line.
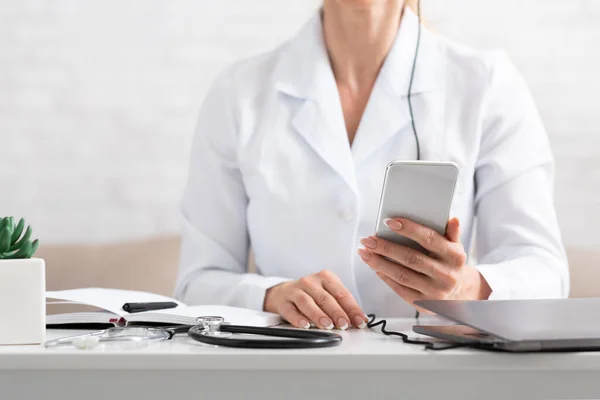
xmin=374 ymin=161 xmax=459 ymax=252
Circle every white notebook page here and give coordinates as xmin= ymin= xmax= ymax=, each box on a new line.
xmin=47 ymin=288 xmax=184 ymax=316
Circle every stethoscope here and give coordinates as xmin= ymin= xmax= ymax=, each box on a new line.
xmin=45 ymin=316 xmax=342 ymax=350
xmin=179 ymin=316 xmax=342 ymax=349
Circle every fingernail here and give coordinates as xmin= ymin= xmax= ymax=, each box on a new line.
xmin=384 ymin=218 xmax=403 ymax=230
xmin=354 ymin=315 xmax=367 ymax=329
xmin=299 ymin=319 xmax=310 ymax=329
xmin=360 ymin=237 xmax=377 ymax=249
xmin=357 ymin=248 xmax=371 ymax=260
xmin=320 ymin=318 xmax=334 ymax=330
xmin=337 ymin=318 xmax=348 ymax=331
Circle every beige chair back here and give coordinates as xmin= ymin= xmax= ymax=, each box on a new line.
xmin=567 ymin=248 xmax=600 ymax=298
xmin=38 ymin=236 xmax=180 ymax=296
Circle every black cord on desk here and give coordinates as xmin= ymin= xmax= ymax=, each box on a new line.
xmin=366 ymin=314 xmax=464 ymax=351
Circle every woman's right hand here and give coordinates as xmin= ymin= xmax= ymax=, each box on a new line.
xmin=263 ymin=270 xmax=368 ymax=330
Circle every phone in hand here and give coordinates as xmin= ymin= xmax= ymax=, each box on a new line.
xmin=374 ymin=161 xmax=459 ymax=253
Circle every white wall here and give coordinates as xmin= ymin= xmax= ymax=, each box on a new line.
xmin=1 ymin=0 xmax=599 ymax=247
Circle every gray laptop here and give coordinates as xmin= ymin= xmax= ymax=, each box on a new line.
xmin=413 ymin=298 xmax=600 ymax=352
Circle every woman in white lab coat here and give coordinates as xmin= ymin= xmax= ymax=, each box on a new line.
xmin=175 ymin=0 xmax=569 ymax=330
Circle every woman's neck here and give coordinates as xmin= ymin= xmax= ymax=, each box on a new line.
xmin=322 ymin=1 xmax=404 ymax=89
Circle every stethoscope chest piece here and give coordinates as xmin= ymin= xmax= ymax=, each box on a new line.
xmin=194 ymin=316 xmax=232 ymax=338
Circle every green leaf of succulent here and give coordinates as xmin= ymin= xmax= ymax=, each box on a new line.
xmin=0 ymin=228 xmax=10 ymax=253
xmin=5 ymin=217 xmax=14 ymax=238
xmin=27 ymin=239 xmax=40 ymax=258
xmin=4 ymin=240 xmax=32 ymax=259
xmin=11 ymin=218 xmax=25 ymax=244
xmin=0 ymin=218 xmax=38 ymax=259
xmin=8 ymin=225 xmax=31 ymax=252
xmin=0 ymin=218 xmax=14 ymax=244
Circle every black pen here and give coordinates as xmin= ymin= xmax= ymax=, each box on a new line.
xmin=122 ymin=301 xmax=179 ymax=313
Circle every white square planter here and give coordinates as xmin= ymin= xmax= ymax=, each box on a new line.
xmin=0 ymin=258 xmax=45 ymax=345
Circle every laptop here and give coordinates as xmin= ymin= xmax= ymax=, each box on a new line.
xmin=413 ymin=298 xmax=600 ymax=352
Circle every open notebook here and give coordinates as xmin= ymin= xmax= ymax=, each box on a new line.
xmin=47 ymin=288 xmax=281 ymax=328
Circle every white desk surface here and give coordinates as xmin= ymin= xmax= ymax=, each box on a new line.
xmin=1 ymin=318 xmax=600 ymax=371
xmin=3 ymin=318 xmax=600 ymax=399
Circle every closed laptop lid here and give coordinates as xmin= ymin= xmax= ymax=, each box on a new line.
xmin=415 ymin=298 xmax=600 ymax=342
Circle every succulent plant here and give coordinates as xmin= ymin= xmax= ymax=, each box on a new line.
xmin=0 ymin=217 xmax=39 ymax=259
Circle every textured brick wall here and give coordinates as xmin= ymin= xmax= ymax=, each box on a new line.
xmin=1 ymin=0 xmax=598 ymax=247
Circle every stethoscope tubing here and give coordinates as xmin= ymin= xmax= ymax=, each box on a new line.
xmin=185 ymin=324 xmax=343 ymax=349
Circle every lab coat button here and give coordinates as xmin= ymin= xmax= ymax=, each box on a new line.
xmin=339 ymin=208 xmax=355 ymax=221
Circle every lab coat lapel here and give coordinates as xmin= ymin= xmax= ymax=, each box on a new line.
xmin=351 ymin=8 xmax=440 ymax=164
xmin=350 ymin=81 xmax=414 ymax=165
xmin=291 ymin=100 xmax=357 ymax=193
xmin=275 ymin=13 xmax=358 ymax=194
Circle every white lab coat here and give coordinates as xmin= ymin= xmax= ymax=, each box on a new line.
xmin=175 ymin=8 xmax=569 ymax=316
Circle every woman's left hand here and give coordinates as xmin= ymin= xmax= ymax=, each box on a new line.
xmin=357 ymin=217 xmax=491 ymax=307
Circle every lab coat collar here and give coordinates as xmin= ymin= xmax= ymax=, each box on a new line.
xmin=274 ymin=7 xmax=441 ymax=192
